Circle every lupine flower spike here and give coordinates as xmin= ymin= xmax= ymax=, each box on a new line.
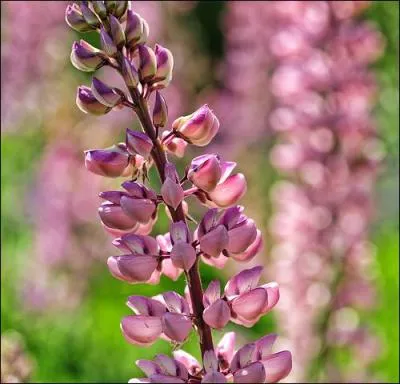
xmin=65 ymin=1 xmax=292 ymax=382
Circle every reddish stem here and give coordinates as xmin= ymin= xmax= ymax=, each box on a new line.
xmin=122 ymin=71 xmax=214 ymax=357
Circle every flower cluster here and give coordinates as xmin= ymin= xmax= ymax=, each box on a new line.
xmin=129 ymin=332 xmax=291 ymax=383
xmin=266 ymin=2 xmax=384 ymax=381
xmin=65 ymin=1 xmax=291 ymax=382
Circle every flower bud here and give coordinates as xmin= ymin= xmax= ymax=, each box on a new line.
xmin=92 ymin=1 xmax=107 ymax=19
xmin=85 ymin=144 xmax=130 ymax=177
xmin=109 ymin=14 xmax=125 ymax=48
xmin=114 ymin=1 xmax=129 ymax=18
xmin=208 ymin=173 xmax=247 ymax=208
xmin=161 ymin=164 xmax=184 ymax=210
xmin=138 ymin=45 xmax=157 ymax=82
xmin=153 ymin=91 xmax=168 ymax=128
xmin=91 ymin=77 xmax=122 ymax=107
xmin=121 ymin=57 xmax=139 ymax=88
xmin=172 ymin=105 xmax=219 ymax=146
xmin=162 ymin=131 xmax=187 ymax=158
xmin=121 ymin=315 xmax=162 ymax=346
xmin=80 ymin=3 xmax=101 ymax=28
xmin=70 ymin=40 xmax=104 ymax=72
xmin=126 ymin=129 xmax=153 ymax=157
xmin=154 ymin=44 xmax=174 ymax=82
xmin=76 ymin=86 xmax=111 ymax=115
xmin=100 ymin=27 xmax=117 ymax=57
xmin=188 ymin=155 xmax=222 ymax=192
xmin=125 ymin=10 xmax=144 ymax=48
xmin=65 ymin=4 xmax=93 ymax=32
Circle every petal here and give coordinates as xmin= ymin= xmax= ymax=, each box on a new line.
xmin=255 ymin=334 xmax=278 ymax=361
xmin=262 ymin=351 xmax=292 ymax=383
xmin=216 ymin=332 xmax=236 ymax=366
xmin=154 ymin=354 xmax=178 ymax=376
xmin=170 ymin=221 xmax=190 ymax=244
xmin=162 ymin=313 xmax=192 ymax=342
xmin=121 ymin=315 xmax=162 ymax=346
xmin=219 ymin=161 xmax=237 ymax=184
xmin=203 ymin=350 xmax=218 ymax=373
xmin=136 ymin=359 xmax=160 ymax=377
xmin=261 ymin=282 xmax=280 ymax=312
xmin=127 ymin=296 xmax=167 ymax=316
xmin=120 ymin=196 xmax=156 ymax=224
xmin=230 ymin=343 xmax=256 ymax=372
xmin=161 ymin=258 xmax=183 ymax=281
xmin=173 ymin=350 xmax=201 ymax=376
xmin=203 ymin=280 xmax=221 ymax=307
xmin=202 ymin=372 xmax=227 ymax=383
xmin=225 ymin=266 xmax=264 ymax=297
xmin=230 ymin=230 xmax=263 ymax=262
xmin=233 ymin=361 xmax=266 ymax=384
xmin=203 ymin=299 xmax=231 ymax=329
xmin=197 ymin=208 xmax=219 ymax=238
xmin=161 ymin=178 xmax=184 ymax=210
xmin=99 ymin=202 xmax=138 ymax=230
xmin=115 ymin=255 xmax=158 ymax=282
xmin=227 ymin=219 xmax=257 ymax=254
xmin=148 ymin=375 xmax=185 ymax=384
xmin=208 ymin=174 xmax=247 ymax=208
xmin=231 ymin=288 xmax=268 ymax=323
xmin=200 ymin=225 xmax=229 ymax=258
xmin=170 ymin=242 xmax=196 ymax=271
xmin=161 ymin=291 xmax=189 ymax=314
xmin=201 ymin=253 xmax=229 ymax=269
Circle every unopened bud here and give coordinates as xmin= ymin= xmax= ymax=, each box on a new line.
xmin=109 ymin=14 xmax=125 ymax=49
xmin=188 ymin=155 xmax=222 ymax=192
xmin=172 ymin=105 xmax=220 ymax=146
xmin=70 ymin=40 xmax=104 ymax=72
xmin=91 ymin=77 xmax=122 ymax=107
xmin=80 ymin=3 xmax=101 ymax=28
xmin=153 ymin=91 xmax=168 ymax=128
xmin=125 ymin=10 xmax=143 ymax=48
xmin=138 ymin=45 xmax=157 ymax=82
xmin=76 ymin=86 xmax=111 ymax=115
xmin=65 ymin=3 xmax=93 ymax=32
xmin=154 ymin=44 xmax=174 ymax=84
xmin=126 ymin=129 xmax=153 ymax=157
xmin=121 ymin=57 xmax=139 ymax=88
xmin=100 ymin=28 xmax=117 ymax=57
xmin=114 ymin=1 xmax=129 ymax=18
xmin=84 ymin=144 xmax=130 ymax=177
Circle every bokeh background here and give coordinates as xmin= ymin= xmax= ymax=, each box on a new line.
xmin=1 ymin=1 xmax=398 ymax=383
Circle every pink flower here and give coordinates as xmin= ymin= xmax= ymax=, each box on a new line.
xmin=172 ymin=105 xmax=219 ymax=146
xmin=201 ymin=266 xmax=279 ymax=328
xmin=122 ymin=293 xmax=192 ymax=346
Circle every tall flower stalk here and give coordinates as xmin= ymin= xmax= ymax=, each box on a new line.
xmin=267 ymin=2 xmax=384 ymax=382
xmin=65 ymin=1 xmax=292 ymax=382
